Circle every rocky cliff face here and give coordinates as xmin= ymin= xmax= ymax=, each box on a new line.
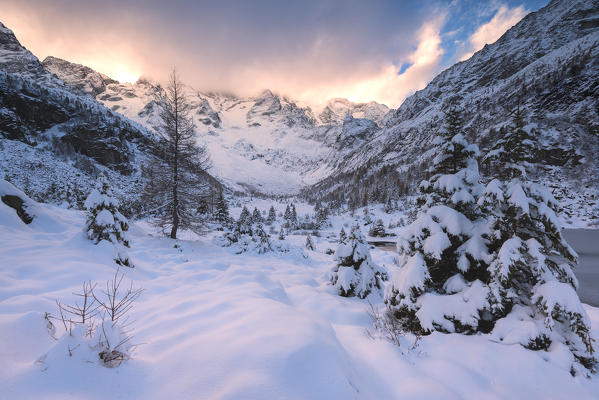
xmin=0 ymin=22 xmax=48 ymax=80
xmin=42 ymin=56 xmax=118 ymax=96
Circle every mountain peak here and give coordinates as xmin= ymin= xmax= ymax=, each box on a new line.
xmin=0 ymin=20 xmax=47 ymax=78
xmin=42 ymin=56 xmax=119 ymax=96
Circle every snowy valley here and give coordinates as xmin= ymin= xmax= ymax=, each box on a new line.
xmin=1 ymin=0 xmax=599 ymax=398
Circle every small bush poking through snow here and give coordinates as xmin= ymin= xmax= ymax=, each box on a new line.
xmin=43 ymin=269 xmax=143 ymax=369
xmin=84 ymin=173 xmax=133 ymax=267
xmin=330 ymin=225 xmax=387 ymax=298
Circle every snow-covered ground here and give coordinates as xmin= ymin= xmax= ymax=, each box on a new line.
xmin=2 ymin=197 xmax=599 ymax=399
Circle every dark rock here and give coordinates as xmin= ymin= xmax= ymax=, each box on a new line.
xmin=1 ymin=194 xmax=33 ymax=224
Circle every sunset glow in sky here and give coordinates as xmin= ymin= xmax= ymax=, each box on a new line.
xmin=1 ymin=0 xmax=546 ymax=107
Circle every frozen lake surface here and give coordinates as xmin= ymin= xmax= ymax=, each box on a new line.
xmin=564 ymin=229 xmax=599 ymax=307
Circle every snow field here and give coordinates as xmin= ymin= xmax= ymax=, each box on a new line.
xmin=1 ymin=198 xmax=599 ymax=398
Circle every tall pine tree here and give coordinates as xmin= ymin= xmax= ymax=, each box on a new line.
xmin=385 ymin=107 xmax=487 ymax=334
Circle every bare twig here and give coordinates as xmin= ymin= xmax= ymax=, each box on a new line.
xmin=93 ymin=269 xmax=143 ymax=324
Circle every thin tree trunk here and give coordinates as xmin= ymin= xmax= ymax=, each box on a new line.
xmin=170 ymin=79 xmax=180 ymax=239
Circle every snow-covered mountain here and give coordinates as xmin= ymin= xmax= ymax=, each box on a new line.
xmin=309 ymin=0 xmax=599 ymax=226
xmin=318 ymin=98 xmax=389 ymax=126
xmin=41 ymin=57 xmax=389 ymax=194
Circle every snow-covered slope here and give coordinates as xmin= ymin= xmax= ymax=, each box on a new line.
xmin=2 ymin=189 xmax=599 ymax=398
xmin=310 ymin=0 xmax=599 ymax=226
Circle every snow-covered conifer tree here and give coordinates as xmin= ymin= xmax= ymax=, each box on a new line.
xmin=237 ymin=206 xmax=252 ymax=235
xmin=330 ymin=225 xmax=387 ymax=298
xmin=253 ymin=223 xmax=271 ymax=254
xmin=252 ymin=207 xmax=263 ymax=224
xmin=84 ymin=174 xmax=132 ymax=267
xmin=479 ymin=118 xmax=595 ymax=374
xmin=316 ymin=204 xmax=329 ymax=228
xmin=385 ymin=106 xmax=487 ymax=334
xmin=289 ymin=203 xmax=298 ymax=228
xmin=214 ymin=194 xmax=230 ymax=225
xmin=266 ymin=205 xmax=276 ymax=225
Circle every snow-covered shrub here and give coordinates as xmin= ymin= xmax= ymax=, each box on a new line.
xmin=42 ymin=270 xmax=142 ymax=369
xmin=369 ymin=219 xmax=387 ymax=237
xmin=330 ymin=225 xmax=387 ymax=298
xmin=84 ymin=174 xmax=132 ymax=267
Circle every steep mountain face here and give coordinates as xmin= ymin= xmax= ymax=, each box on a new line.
xmin=309 ymin=0 xmax=599 ymax=226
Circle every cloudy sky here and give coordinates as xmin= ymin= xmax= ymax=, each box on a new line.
xmin=1 ymin=0 xmax=546 ymax=107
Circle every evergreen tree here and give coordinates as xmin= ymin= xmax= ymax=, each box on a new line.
xmin=237 ymin=206 xmax=252 ymax=235
xmin=290 ymin=203 xmax=298 ymax=227
xmin=384 ymin=108 xmax=596 ymax=374
xmin=84 ymin=174 xmax=132 ymax=267
xmin=385 ymin=108 xmax=485 ymax=334
xmin=214 ymin=193 xmax=230 ymax=225
xmin=266 ymin=205 xmax=276 ymax=225
xmin=305 ymin=234 xmax=315 ymax=251
xmin=316 ymin=204 xmax=329 ymax=228
xmin=278 ymin=227 xmax=286 ymax=240
xmin=252 ymin=207 xmax=263 ymax=224
xmin=330 ymin=225 xmax=387 ymax=298
xmin=384 ymin=198 xmax=394 ymax=213
xmin=478 ymin=116 xmax=595 ymax=374
xmin=253 ymin=223 xmax=272 ymax=254
xmin=197 ymin=198 xmax=209 ymax=215
xmin=284 ymin=204 xmax=291 ymax=221
xmin=483 ymin=114 xmax=536 ymax=181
